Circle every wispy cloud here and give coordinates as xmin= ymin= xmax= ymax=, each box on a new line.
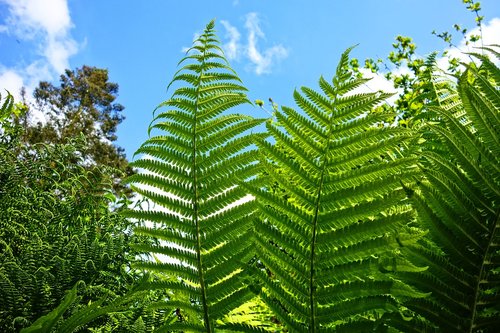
xmin=219 ymin=13 xmax=288 ymax=75
xmin=0 ymin=0 xmax=79 ymax=104
xmin=179 ymin=13 xmax=287 ymax=75
xmin=0 ymin=69 xmax=24 ymax=97
xmin=244 ymin=13 xmax=288 ymax=75
xmin=220 ymin=20 xmax=242 ymax=60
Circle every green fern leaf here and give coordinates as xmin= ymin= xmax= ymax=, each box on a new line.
xmin=406 ymin=46 xmax=500 ymax=332
xmin=125 ymin=20 xmax=265 ymax=332
xmin=0 ymin=91 xmax=15 ymax=120
xmin=19 ymin=284 xmax=78 ymax=333
xmin=248 ymin=47 xmax=423 ymax=331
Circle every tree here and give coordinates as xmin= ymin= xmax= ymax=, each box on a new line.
xmin=23 ymin=65 xmax=133 ymax=196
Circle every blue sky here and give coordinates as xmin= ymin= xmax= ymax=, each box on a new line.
xmin=1 ymin=0 xmax=499 ymax=159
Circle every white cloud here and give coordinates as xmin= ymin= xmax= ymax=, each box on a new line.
xmin=179 ymin=13 xmax=288 ymax=75
xmin=218 ymin=13 xmax=288 ymax=75
xmin=354 ymin=68 xmax=400 ymax=104
xmin=244 ymin=13 xmax=288 ymax=75
xmin=0 ymin=69 xmax=24 ymax=97
xmin=479 ymin=17 xmax=500 ymax=47
xmin=220 ymin=20 xmax=242 ymax=60
xmin=45 ymin=36 xmax=78 ymax=73
xmin=3 ymin=0 xmax=72 ymax=37
xmin=0 ymin=0 xmax=79 ymax=108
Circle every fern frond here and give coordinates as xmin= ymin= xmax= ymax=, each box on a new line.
xmin=250 ymin=48 xmax=422 ymax=331
xmin=126 ymin=20 xmax=265 ymax=332
xmin=0 ymin=91 xmax=15 ymax=120
xmin=407 ymin=48 xmax=500 ymax=331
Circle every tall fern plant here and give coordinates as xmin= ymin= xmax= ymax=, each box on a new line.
xmin=125 ymin=21 xmax=266 ymax=332
xmin=401 ymin=49 xmax=500 ymax=332
xmin=248 ymin=47 xmax=425 ymax=332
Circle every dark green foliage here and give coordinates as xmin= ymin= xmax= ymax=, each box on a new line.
xmin=18 ymin=277 xmax=164 ymax=333
xmin=124 ymin=20 xmax=266 ymax=332
xmin=20 ymin=283 xmax=80 ymax=333
xmin=0 ymin=123 xmax=142 ymax=332
xmin=402 ymin=49 xmax=500 ymax=332
xmin=247 ymin=47 xmax=426 ymax=332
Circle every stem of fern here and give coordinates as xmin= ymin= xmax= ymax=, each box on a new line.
xmin=468 ymin=208 xmax=499 ymax=333
xmin=192 ymin=33 xmax=212 ymax=333
xmin=308 ymin=106 xmax=336 ymax=332
xmin=309 ymin=168 xmax=325 ymax=332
